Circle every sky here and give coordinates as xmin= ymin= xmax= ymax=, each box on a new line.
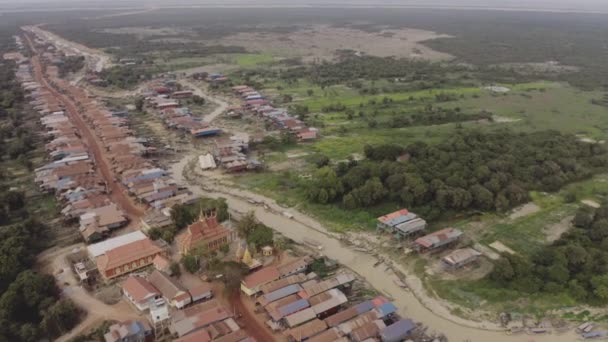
xmin=0 ymin=0 xmax=607 ymax=13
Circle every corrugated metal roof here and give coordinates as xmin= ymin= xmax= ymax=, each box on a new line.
xmin=262 ymin=284 xmax=302 ymax=305
xmin=375 ymin=302 xmax=397 ymax=317
xmin=312 ymin=289 xmax=347 ymax=315
xmin=351 ymin=320 xmax=385 ymax=342
xmin=284 ymin=307 xmax=316 ymax=328
xmin=380 ymin=319 xmax=415 ymax=342
xmin=287 ymin=319 xmax=328 ymax=342
xmin=394 ymin=218 xmax=426 ymax=234
xmin=278 ymin=298 xmax=310 ymax=318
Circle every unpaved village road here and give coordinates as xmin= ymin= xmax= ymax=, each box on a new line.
xmin=171 ymin=155 xmax=579 ymax=342
xmin=25 ymin=33 xmax=144 ymax=221
xmin=179 ymin=78 xmax=230 ymax=123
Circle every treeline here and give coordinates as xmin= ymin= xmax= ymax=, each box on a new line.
xmin=386 ymin=106 xmax=492 ymax=128
xmin=0 ymin=36 xmax=81 ymax=340
xmin=98 ymin=65 xmax=154 ymax=89
xmin=57 ymin=55 xmax=85 ymax=77
xmin=490 ymin=204 xmax=608 ymax=302
xmin=305 ymin=130 xmax=608 ymax=220
xmin=276 ymin=56 xmax=463 ymax=89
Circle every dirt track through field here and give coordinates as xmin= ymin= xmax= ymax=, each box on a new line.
xmin=25 ymin=33 xmax=144 ymax=221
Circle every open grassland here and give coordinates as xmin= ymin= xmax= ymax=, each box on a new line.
xmin=255 ymin=79 xmax=608 ymax=160
xmin=233 ymin=53 xmax=274 ymax=67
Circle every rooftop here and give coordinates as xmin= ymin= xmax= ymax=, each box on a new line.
xmin=122 ymin=276 xmax=159 ymax=304
xmin=96 ymin=238 xmax=163 ymax=273
xmin=242 ymin=266 xmax=280 ymax=289
xmin=87 ymin=230 xmax=147 ymax=258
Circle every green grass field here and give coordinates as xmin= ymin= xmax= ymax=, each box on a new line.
xmin=233 ymin=53 xmax=274 ymax=67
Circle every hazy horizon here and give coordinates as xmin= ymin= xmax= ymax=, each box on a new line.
xmin=1 ymin=0 xmax=608 ymax=13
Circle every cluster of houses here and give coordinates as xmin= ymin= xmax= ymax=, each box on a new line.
xmin=117 ymin=255 xmax=253 ymax=342
xmin=230 ymin=85 xmax=319 ymax=142
xmin=17 ymin=54 xmax=134 ymax=243
xmin=206 ymin=135 xmax=263 ymax=173
xmin=193 ymin=71 xmax=229 ymax=85
xmin=239 ymin=258 xmax=417 ymax=342
xmin=19 ymin=38 xmax=198 ymax=245
xmin=145 ymin=80 xmax=223 ymax=138
xmin=377 ymin=208 xmax=481 ymax=269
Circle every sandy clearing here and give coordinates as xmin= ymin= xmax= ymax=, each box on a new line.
xmin=508 ymin=202 xmax=540 ymax=220
xmin=582 ymin=199 xmax=601 ymax=208
xmin=492 ymin=115 xmax=522 ymax=123
xmin=544 ymin=215 xmax=573 ymax=243
xmin=474 ymin=243 xmax=501 ymax=261
xmin=25 ymin=25 xmax=112 ymax=73
xmin=489 ymin=241 xmax=516 ymax=255
xmin=215 ymin=25 xmax=453 ymax=61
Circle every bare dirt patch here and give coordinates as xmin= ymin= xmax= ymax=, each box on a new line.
xmin=492 ymin=115 xmax=522 ymax=123
xmin=489 ymin=241 xmax=516 ymax=255
xmin=543 ymin=215 xmax=573 ymax=243
xmin=427 ymin=257 xmax=493 ymax=281
xmin=582 ymin=199 xmax=601 ymax=208
xmin=215 ymin=25 xmax=452 ymax=62
xmin=508 ymin=202 xmax=540 ymax=220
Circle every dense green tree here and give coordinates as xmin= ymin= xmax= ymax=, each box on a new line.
xmin=247 ymin=225 xmax=274 ymax=249
xmin=181 ymin=254 xmax=199 ymax=274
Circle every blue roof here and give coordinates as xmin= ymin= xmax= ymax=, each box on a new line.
xmin=381 ymin=319 xmax=415 ymax=342
xmin=278 ymin=299 xmax=310 ymax=318
xmin=376 ymin=303 xmax=397 ymax=317
xmin=129 ymin=321 xmax=142 ymax=334
xmin=354 ymin=300 xmax=374 ymax=314
xmin=583 ymin=331 xmax=606 ymax=338
xmin=264 ymin=284 xmax=303 ymax=303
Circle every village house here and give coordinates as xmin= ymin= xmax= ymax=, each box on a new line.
xmin=414 ymin=228 xmax=463 ymax=252
xmin=278 ymin=256 xmax=314 ymax=278
xmin=241 ymin=266 xmax=281 ymax=297
xmin=78 ymin=204 xmax=128 ymax=242
xmin=104 ymin=320 xmax=153 ymax=342
xmin=169 ymin=300 xmax=233 ymax=338
xmin=140 ymin=210 xmax=173 ymax=233
xmin=152 ymin=254 xmax=172 ymax=274
xmin=188 ymin=283 xmax=213 ymax=304
xmin=442 ymin=248 xmax=482 ymax=269
xmin=176 ymin=211 xmax=236 ymax=255
xmin=122 ymin=276 xmax=162 ymax=312
xmin=376 ymin=208 xmax=426 ymax=239
xmin=148 ymin=270 xmax=192 ymax=309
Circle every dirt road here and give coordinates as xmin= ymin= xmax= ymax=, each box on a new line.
xmin=230 ymin=293 xmax=279 ymax=342
xmin=25 ymin=33 xmax=144 ymax=220
xmin=171 ymin=155 xmax=579 ymax=342
xmin=179 ymin=78 xmax=230 ymax=123
xmin=25 ymin=25 xmax=112 ymax=73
